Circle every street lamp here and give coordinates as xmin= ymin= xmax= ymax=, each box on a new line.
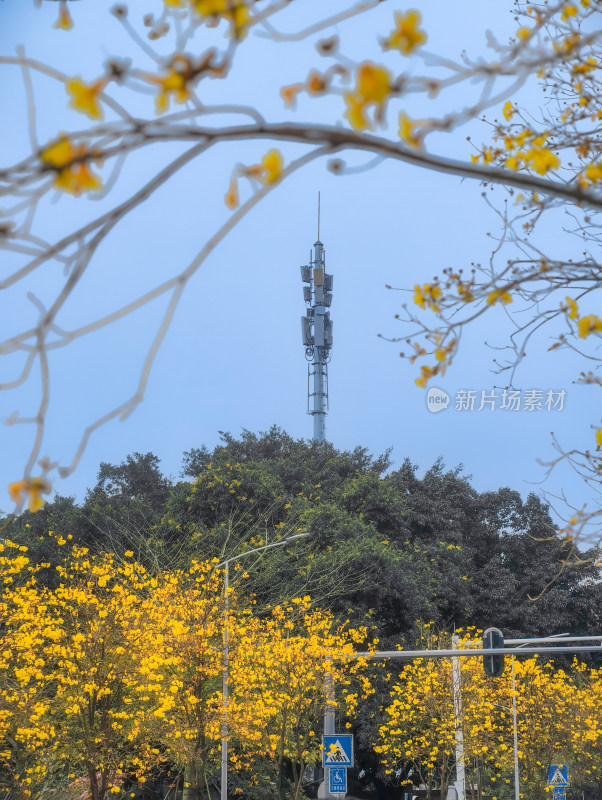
xmin=216 ymin=532 xmax=311 ymax=800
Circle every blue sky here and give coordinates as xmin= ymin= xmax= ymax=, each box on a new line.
xmin=0 ymin=0 xmax=596 ymax=524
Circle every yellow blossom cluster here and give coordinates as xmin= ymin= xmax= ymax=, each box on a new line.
xmin=39 ymin=136 xmax=101 ymax=195
xmin=378 ymin=631 xmax=602 ymax=799
xmin=0 ymin=543 xmax=372 ymax=800
xmin=225 ymin=149 xmax=284 ymax=210
xmin=66 ymin=77 xmax=107 ymax=120
xmin=142 ymin=53 xmax=225 ymax=114
xmin=382 ymin=10 xmax=427 ymax=56
xmin=165 ymin=0 xmax=250 ymax=37
xmin=280 ymin=10 xmax=426 ymax=134
xmin=487 ymin=288 xmax=513 ymax=306
xmin=280 ymin=69 xmax=333 ymax=109
xmin=413 ymin=282 xmax=442 ymax=312
xmin=562 ymin=296 xmax=602 ymax=339
xmin=344 ymin=62 xmax=393 ymax=131
xmin=8 ymin=477 xmax=51 ymax=513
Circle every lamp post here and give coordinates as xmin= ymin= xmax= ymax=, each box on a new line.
xmin=452 ymin=635 xmax=466 ymax=800
xmin=216 ymin=532 xmax=311 ymax=800
xmin=511 ymin=658 xmax=519 ymax=800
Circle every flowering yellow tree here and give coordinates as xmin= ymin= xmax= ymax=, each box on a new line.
xmin=229 ymin=598 xmax=374 ymax=799
xmin=2 ymin=1 xmax=601 ymax=518
xmin=136 ymin=558 xmax=259 ymax=799
xmin=0 ymin=536 xmax=376 ymax=799
xmin=377 ymin=633 xmax=602 ymax=800
xmin=0 ymin=541 xmax=231 ymax=799
xmin=0 ymin=544 xmax=185 ymax=800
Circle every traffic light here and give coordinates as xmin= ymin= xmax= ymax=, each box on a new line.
xmin=482 ymin=627 xmax=505 ymax=677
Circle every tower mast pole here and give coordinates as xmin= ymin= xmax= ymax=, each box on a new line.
xmin=300 ymin=195 xmax=333 ymax=443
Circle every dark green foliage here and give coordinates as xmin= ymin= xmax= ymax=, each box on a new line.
xmin=4 ymin=427 xmax=598 ymax=641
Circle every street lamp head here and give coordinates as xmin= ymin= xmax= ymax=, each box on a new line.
xmin=284 ymin=532 xmax=311 ymax=543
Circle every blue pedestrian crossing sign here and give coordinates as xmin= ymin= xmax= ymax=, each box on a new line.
xmin=329 ymin=767 xmax=347 ymax=795
xmin=323 ymin=734 xmax=354 ymax=767
xmin=548 ymin=766 xmax=569 ymax=787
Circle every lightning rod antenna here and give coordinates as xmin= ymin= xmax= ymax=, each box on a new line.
xmin=317 ymin=191 xmax=320 ymax=241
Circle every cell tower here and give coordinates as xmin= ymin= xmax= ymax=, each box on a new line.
xmin=300 ymin=195 xmax=333 ymax=442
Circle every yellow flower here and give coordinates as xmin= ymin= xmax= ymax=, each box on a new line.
xmin=54 ymin=0 xmax=73 ymax=30
xmin=66 ymin=77 xmax=107 ymax=121
xmin=564 ymin=296 xmax=579 ymax=320
xmin=192 ymin=0 xmax=249 ymax=36
xmin=516 ymin=26 xmax=531 ymax=39
xmin=413 ymin=283 xmax=441 ymax=311
xmin=525 ymin=146 xmax=560 ymax=175
xmin=228 ymin=149 xmax=284 ymax=206
xmin=41 ymin=137 xmax=74 ymax=169
xmin=398 ymin=112 xmax=420 ymax=147
xmin=415 ymin=365 xmax=435 ymax=388
xmin=356 ymin=62 xmax=391 ymax=106
xmin=584 ymin=162 xmax=602 ymax=184
xmin=40 ymin=136 xmax=102 ymax=195
xmin=503 ymin=101 xmax=515 ymax=121
xmin=487 ymin=289 xmax=512 ymax=305
xmin=8 ymin=477 xmax=51 ymax=513
xmin=307 ymin=70 xmax=326 ymax=95
xmin=561 ymin=4 xmax=578 ymax=20
xmin=344 ymin=62 xmax=392 ymax=130
xmin=280 ymin=83 xmax=302 ymax=109
xmin=457 ymin=282 xmax=474 ymax=302
xmin=224 ymin=177 xmax=239 ymax=209
xmin=578 ymin=314 xmax=602 ymax=338
xmin=596 ymin=428 xmax=602 ymax=447
xmin=384 ymin=10 xmax=427 ymax=55
xmin=261 ymin=149 xmax=283 ymax=184
xmin=344 ymin=94 xmax=369 ymax=130
xmin=145 ymin=56 xmax=195 ymax=114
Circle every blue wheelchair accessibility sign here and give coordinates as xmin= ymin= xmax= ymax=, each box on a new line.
xmin=329 ymin=767 xmax=347 ymax=794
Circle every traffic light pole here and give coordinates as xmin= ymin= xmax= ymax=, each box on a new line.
xmin=451 ymin=636 xmax=466 ymax=800
xmin=325 ymin=636 xmax=601 ymax=800
xmin=512 ymin=658 xmax=519 ymax=800
xmin=354 ymin=641 xmax=602 ymax=660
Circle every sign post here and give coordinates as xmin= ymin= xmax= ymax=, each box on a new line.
xmin=548 ymin=765 xmax=569 ymax=800
xmin=321 ymin=734 xmax=353 ymax=798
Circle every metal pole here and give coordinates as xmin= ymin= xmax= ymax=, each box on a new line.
xmin=512 ymin=657 xmax=520 ymax=800
xmin=313 ymin=237 xmax=326 ymax=443
xmin=452 ymin=636 xmax=466 ymax=800
xmin=313 ymin=353 xmax=325 ymax=442
xmin=354 ymin=644 xmax=602 ymax=659
xmin=216 ymin=533 xmax=311 ymax=800
xmin=323 ymin=672 xmax=336 ymax=799
xmin=221 ymin=561 xmax=229 ymax=800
